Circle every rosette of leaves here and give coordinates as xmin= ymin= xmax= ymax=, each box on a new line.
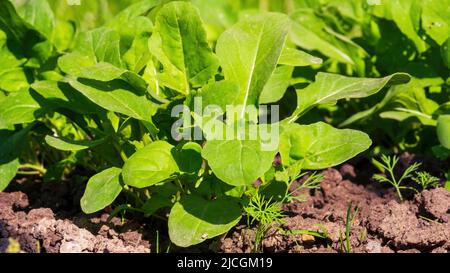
xmin=0 ymin=1 xmax=411 ymax=247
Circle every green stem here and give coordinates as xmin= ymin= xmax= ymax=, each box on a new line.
xmin=17 ymin=171 xmax=41 ymax=176
xmin=20 ymin=164 xmax=47 ymax=174
xmin=395 ymin=187 xmax=403 ymax=202
xmin=113 ymin=141 xmax=128 ymax=162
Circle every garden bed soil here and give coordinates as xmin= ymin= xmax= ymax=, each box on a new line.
xmin=1 ymin=155 xmax=449 ymax=253
xmin=221 ymin=159 xmax=450 ymax=253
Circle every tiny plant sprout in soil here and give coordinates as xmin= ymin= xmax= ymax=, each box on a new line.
xmin=1 ymin=0 xmax=450 ymax=253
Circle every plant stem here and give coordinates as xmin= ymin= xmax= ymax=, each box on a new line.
xmin=20 ymin=164 xmax=47 ymax=174
xmin=395 ymin=187 xmax=403 ymax=202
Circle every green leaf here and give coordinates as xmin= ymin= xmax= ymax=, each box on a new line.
xmin=279 ymin=122 xmax=372 ymax=169
xmin=197 ymin=80 xmax=240 ymax=111
xmin=421 ymin=0 xmax=450 ymax=45
xmin=58 ymin=27 xmax=123 ymax=76
xmin=31 ymin=80 xmax=103 ymax=114
xmin=18 ymin=0 xmax=55 ymax=39
xmin=437 ymin=115 xmax=450 ymax=149
xmin=216 ymin=13 xmax=290 ymax=116
xmin=172 ymin=142 xmax=203 ymax=174
xmin=80 ymin=167 xmax=123 ymax=214
xmin=0 ymin=0 xmax=47 ymax=58
xmin=0 ymin=90 xmax=42 ymax=128
xmin=0 ymin=31 xmax=26 ymax=71
xmin=148 ymin=1 xmax=219 ymax=94
xmin=0 ymin=68 xmax=29 ymax=92
xmin=168 ymin=195 xmax=241 ymax=247
xmin=0 ymin=158 xmax=19 ymax=192
xmin=290 ymin=72 xmax=411 ymax=122
xmin=374 ymin=0 xmax=427 ymax=52
xmin=279 ymin=47 xmax=323 ymax=67
xmin=442 ymin=37 xmax=450 ymax=69
xmin=67 ymin=78 xmax=156 ymax=122
xmin=141 ymin=182 xmax=178 ymax=216
xmin=122 ymin=141 xmax=179 ymax=188
xmin=340 ymin=80 xmax=438 ymax=127
xmin=45 ymin=135 xmax=105 ymax=152
xmin=289 ymin=9 xmax=364 ymax=64
xmin=202 ymin=138 xmax=277 ymax=186
xmin=0 ymin=127 xmax=30 ymax=191
xmin=259 ymin=66 xmax=293 ymax=104
xmin=106 ymin=0 xmax=158 ymax=52
xmin=77 ymin=62 xmax=148 ymax=92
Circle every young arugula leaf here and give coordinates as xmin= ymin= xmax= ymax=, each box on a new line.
xmin=17 ymin=0 xmax=55 ymax=40
xmin=0 ymin=127 xmax=30 ymax=191
xmin=148 ymin=1 xmax=219 ymax=95
xmin=106 ymin=0 xmax=160 ymax=52
xmin=289 ymin=72 xmax=411 ymax=122
xmin=421 ymin=0 xmax=450 ymax=45
xmin=122 ymin=141 xmax=179 ymax=188
xmin=216 ymin=12 xmax=290 ymax=117
xmin=172 ymin=142 xmax=203 ymax=174
xmin=31 ymin=80 xmax=103 ymax=114
xmin=66 ymin=78 xmax=156 ymax=122
xmin=279 ymin=122 xmax=372 ymax=169
xmin=442 ymin=37 xmax=450 ymax=69
xmin=259 ymin=66 xmax=294 ymax=104
xmin=168 ymin=194 xmax=241 ymax=247
xmin=80 ymin=167 xmax=123 ymax=214
xmin=372 ymin=0 xmax=427 ymax=52
xmin=202 ymin=137 xmax=278 ymax=187
xmin=0 ymin=91 xmax=42 ymax=128
xmin=141 ymin=182 xmax=178 ymax=216
xmin=58 ymin=27 xmax=123 ymax=76
xmin=0 ymin=0 xmax=48 ymax=60
xmin=437 ymin=115 xmax=450 ymax=149
xmin=45 ymin=135 xmax=106 ymax=152
xmin=0 ymin=68 xmax=30 ymax=93
xmin=289 ymin=8 xmax=364 ymax=65
xmin=197 ymin=80 xmax=240 ymax=111
xmin=0 ymin=31 xmax=26 ymax=70
xmin=340 ymin=81 xmax=439 ymax=127
xmin=278 ymin=47 xmax=323 ymax=67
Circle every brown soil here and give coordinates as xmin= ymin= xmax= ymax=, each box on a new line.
xmin=0 ymin=178 xmax=153 ymax=253
xmin=220 ymin=162 xmax=450 ymax=253
xmin=1 ymin=155 xmax=449 ymax=253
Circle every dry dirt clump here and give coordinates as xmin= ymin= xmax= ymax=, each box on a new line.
xmin=0 ymin=191 xmax=150 ymax=253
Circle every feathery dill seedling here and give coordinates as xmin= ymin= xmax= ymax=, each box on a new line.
xmin=244 ymin=191 xmax=285 ymax=253
xmin=412 ymin=171 xmax=440 ymax=190
xmin=283 ymin=172 xmax=323 ymax=203
xmin=372 ymin=155 xmax=421 ymax=202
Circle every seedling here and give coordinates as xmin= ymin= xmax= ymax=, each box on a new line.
xmin=244 ymin=191 xmax=285 ymax=253
xmin=372 ymin=155 xmax=421 ymax=202
xmin=412 ymin=171 xmax=440 ymax=190
xmin=339 ymin=203 xmax=359 ymax=253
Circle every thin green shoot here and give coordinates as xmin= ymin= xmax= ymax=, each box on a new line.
xmin=283 ymin=171 xmax=323 ymax=203
xmin=339 ymin=202 xmax=359 ymax=253
xmin=372 ymin=155 xmax=421 ymax=202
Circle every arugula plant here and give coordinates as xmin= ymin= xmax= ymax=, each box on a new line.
xmin=0 ymin=0 xmax=412 ymax=247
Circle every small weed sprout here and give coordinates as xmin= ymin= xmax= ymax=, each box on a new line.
xmin=412 ymin=171 xmax=440 ymax=190
xmin=372 ymin=155 xmax=421 ymax=202
xmin=339 ymin=203 xmax=359 ymax=253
